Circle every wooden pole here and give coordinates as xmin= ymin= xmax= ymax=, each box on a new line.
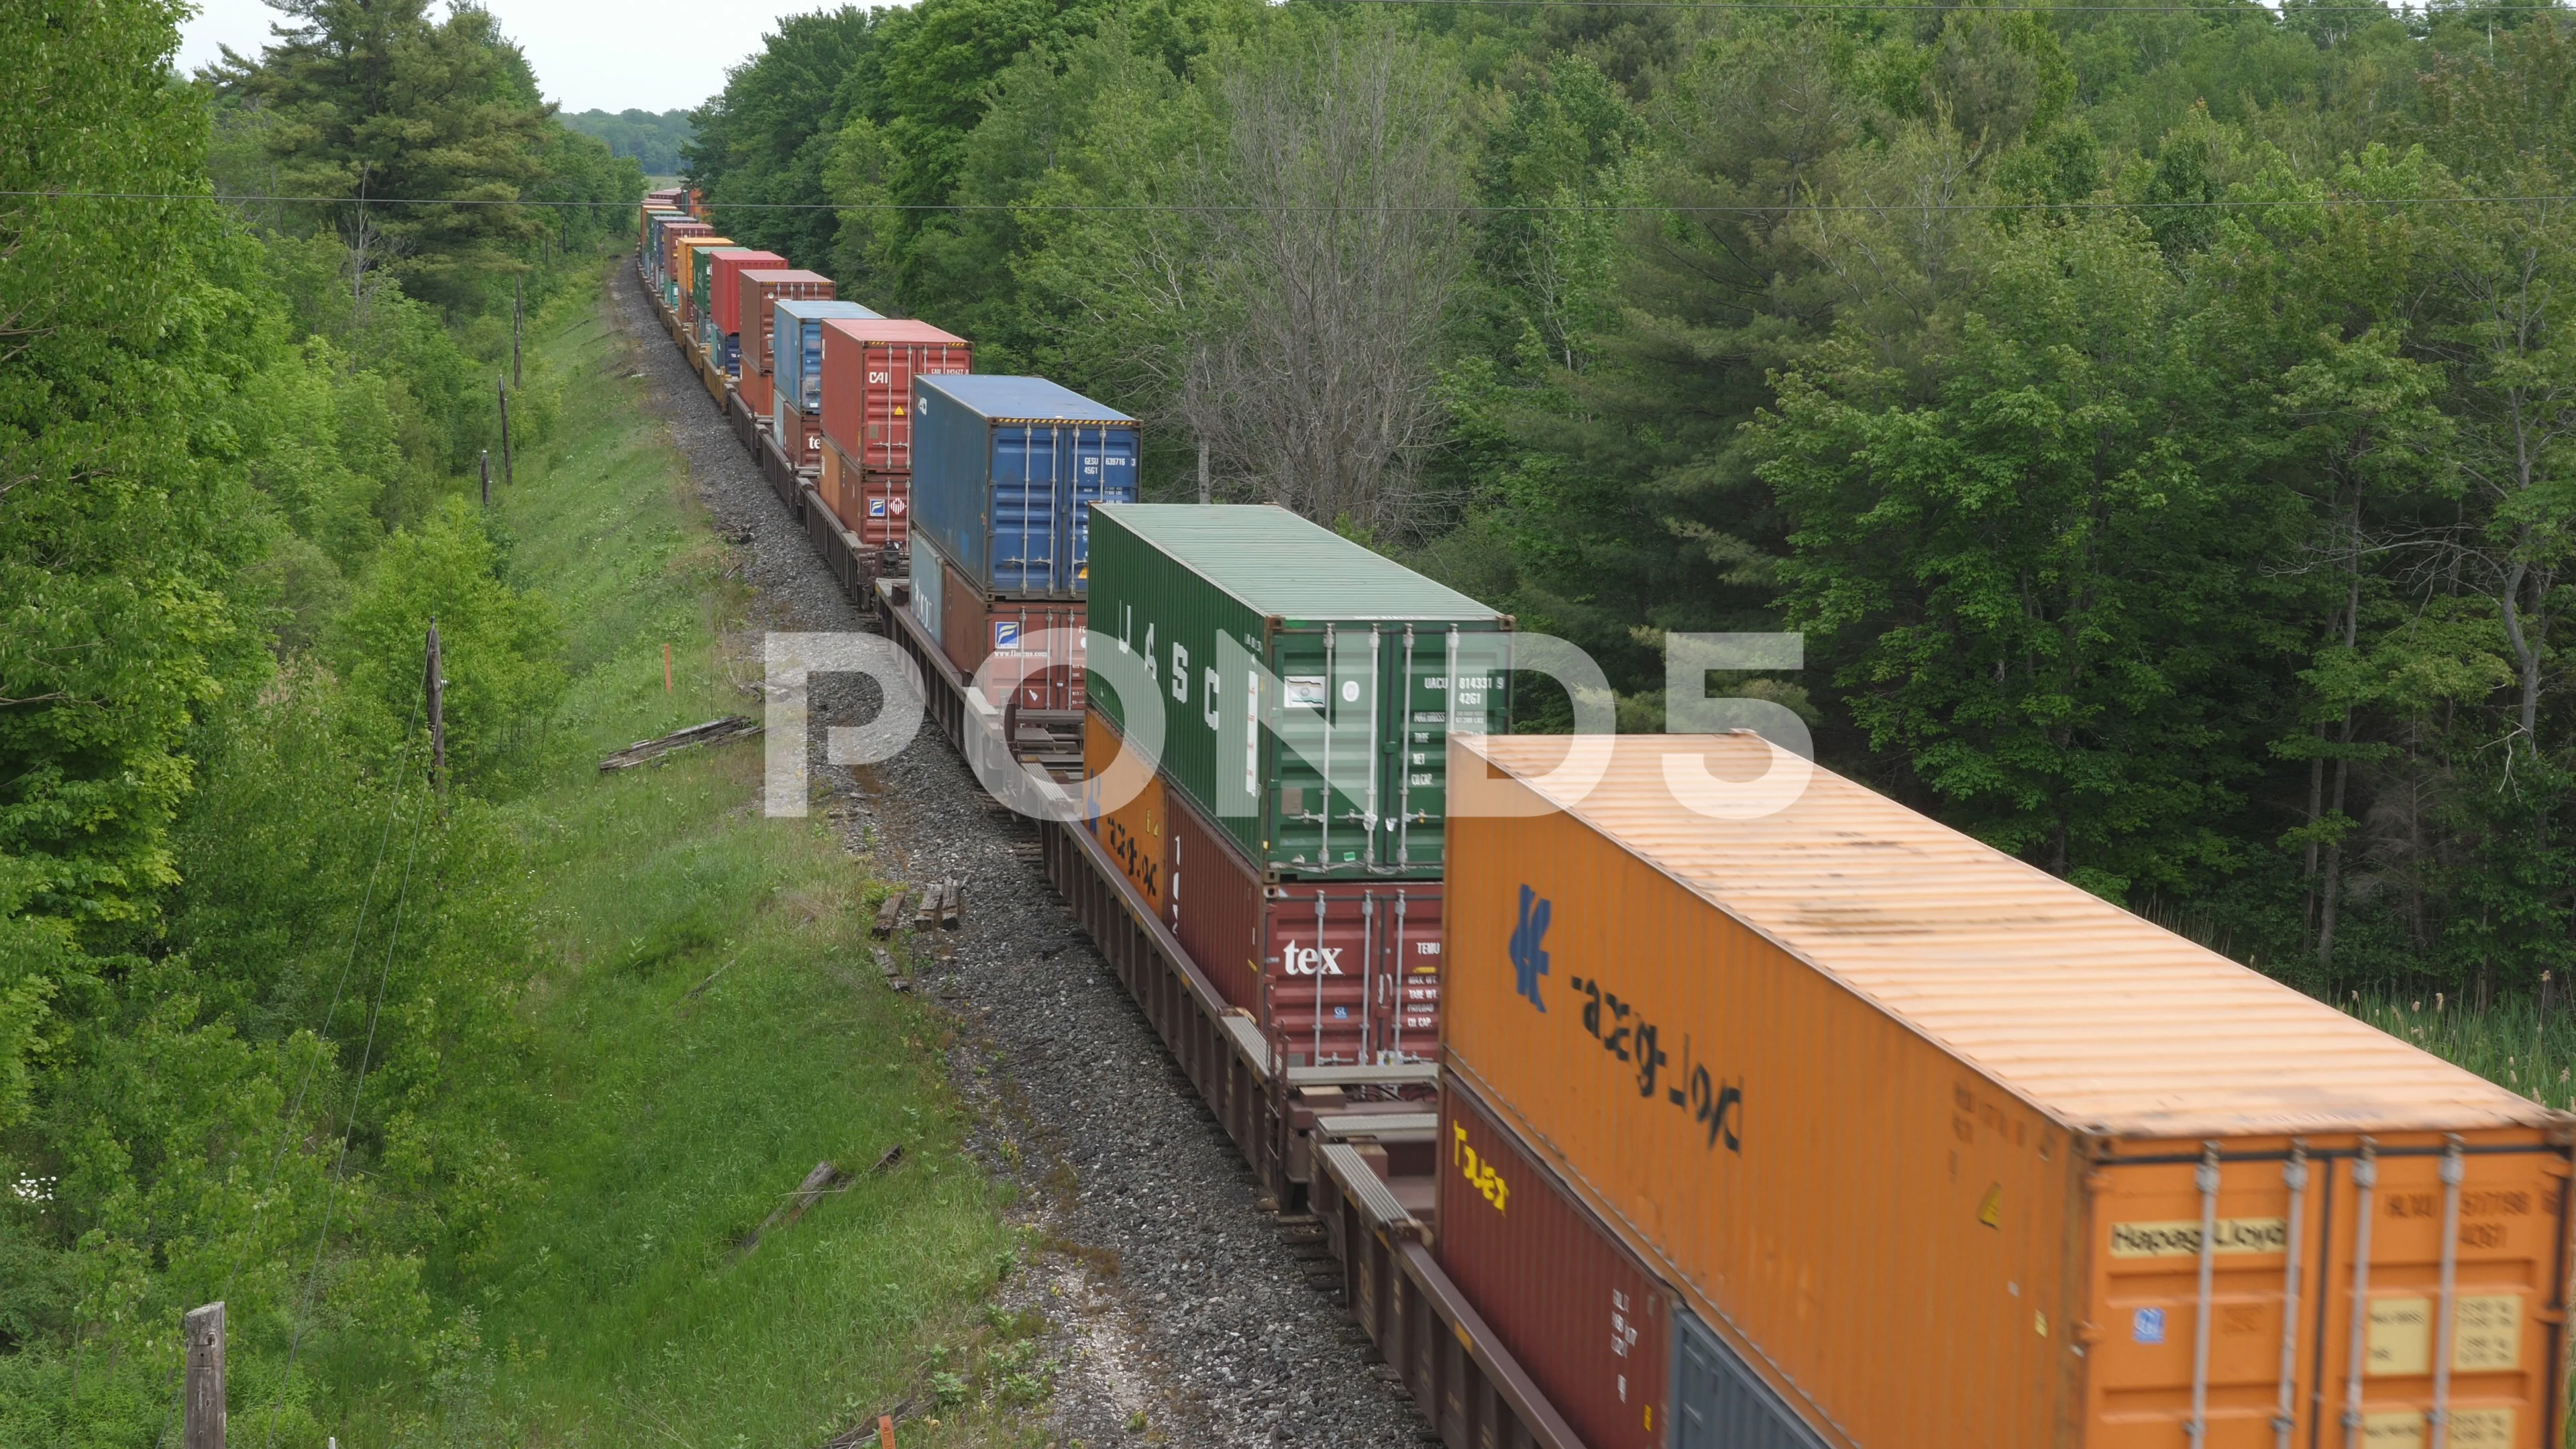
xmin=425 ymin=621 xmax=446 ymax=792
xmin=1197 ymin=438 xmax=1210 ymax=504
xmin=480 ymin=449 xmax=490 ymax=507
xmin=182 ymin=1301 xmax=225 ymax=1449
xmin=497 ymin=380 xmax=514 ymax=490
xmin=513 ymin=276 xmax=523 ymax=390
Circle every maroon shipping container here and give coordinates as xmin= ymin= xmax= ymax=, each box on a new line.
xmin=933 ymin=549 xmax=1086 ymax=714
xmin=818 ymin=318 xmax=971 ymax=472
xmin=778 ymin=398 xmax=825 ymax=472
xmin=822 ymin=440 xmax=910 ymax=548
xmin=1165 ymin=788 xmax=1441 ymax=1068
xmin=737 ymin=268 xmax=832 ymax=417
xmin=1438 ymin=1077 xmax=1671 ymax=1449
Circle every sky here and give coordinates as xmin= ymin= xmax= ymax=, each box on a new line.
xmin=176 ymin=0 xmax=851 ymax=114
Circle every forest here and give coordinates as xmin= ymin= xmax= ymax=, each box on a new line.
xmin=17 ymin=0 xmax=2576 ymax=1441
xmin=560 ymin=109 xmax=695 ymax=176
xmin=690 ymin=0 xmax=2576 ymax=1003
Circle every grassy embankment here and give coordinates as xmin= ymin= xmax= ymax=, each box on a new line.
xmin=386 ymin=265 xmax=1049 ymax=1448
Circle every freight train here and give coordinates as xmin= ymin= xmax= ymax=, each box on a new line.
xmin=635 ymin=190 xmax=2576 ymax=1448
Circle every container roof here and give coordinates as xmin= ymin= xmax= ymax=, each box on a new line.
xmin=819 ymin=316 xmax=971 ymax=350
xmin=775 ymin=299 xmax=881 ymax=321
xmin=916 ymin=374 xmax=1126 ymax=423
xmin=741 ymin=268 xmax=830 ymax=284
xmin=1464 ymin=733 xmax=2561 ymax=1141
xmin=1098 ymin=504 xmax=1505 ymax=623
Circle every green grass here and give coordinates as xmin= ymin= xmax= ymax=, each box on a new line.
xmin=379 ymin=267 xmax=1038 ymax=1448
xmin=2337 ymin=991 xmax=2576 ymax=1112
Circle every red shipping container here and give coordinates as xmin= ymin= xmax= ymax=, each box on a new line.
xmin=1438 ymin=1076 xmax=1671 ymax=1449
xmin=818 ymin=318 xmax=971 ymax=472
xmin=705 ymin=250 xmax=784 ymax=361
xmin=932 ymin=553 xmax=1085 ymax=714
xmin=822 ymin=441 xmax=910 ymax=547
xmin=1164 ymin=788 xmax=1441 ymax=1068
xmin=778 ymin=398 xmax=825 ymax=472
xmin=659 ymin=221 xmax=711 ymax=286
xmin=737 ymin=268 xmax=833 ymax=415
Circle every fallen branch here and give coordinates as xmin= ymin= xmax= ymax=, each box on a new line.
xmin=737 ymin=1161 xmax=847 ymax=1256
xmin=599 ymin=715 xmax=761 ymax=771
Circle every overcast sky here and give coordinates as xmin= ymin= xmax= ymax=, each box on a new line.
xmin=176 ymin=0 xmax=853 ymax=114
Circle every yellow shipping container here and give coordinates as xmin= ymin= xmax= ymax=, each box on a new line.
xmin=1445 ymin=733 xmax=2572 ymax=1448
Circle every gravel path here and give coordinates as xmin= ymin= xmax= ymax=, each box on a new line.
xmin=608 ymin=268 xmax=1427 ymax=1449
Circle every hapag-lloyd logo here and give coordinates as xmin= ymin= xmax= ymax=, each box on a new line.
xmin=1511 ymin=885 xmax=1551 ymax=1011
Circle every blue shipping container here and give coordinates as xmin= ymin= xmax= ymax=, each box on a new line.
xmin=772 ymin=299 xmax=883 ymax=415
xmin=910 ymin=375 xmax=1138 ymax=598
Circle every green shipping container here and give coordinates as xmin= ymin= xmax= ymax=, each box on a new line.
xmin=1088 ymin=504 xmax=1511 ymax=879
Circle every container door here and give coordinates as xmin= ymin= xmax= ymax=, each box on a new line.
xmin=2090 ymin=1142 xmax=2569 ymax=1448
xmin=990 ymin=424 xmax=1061 ymax=594
xmin=800 ymin=322 xmax=825 ymax=413
xmin=1670 ymin=1307 xmax=1828 ymax=1449
xmin=1368 ymin=885 xmax=1440 ymax=1063
xmin=1064 ymin=423 xmax=1136 ymax=595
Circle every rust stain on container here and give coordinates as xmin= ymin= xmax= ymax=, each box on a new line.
xmin=1446 ymin=733 xmax=2573 ymax=1448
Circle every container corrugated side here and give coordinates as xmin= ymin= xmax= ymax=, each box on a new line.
xmin=1087 ymin=504 xmax=1510 ymax=881
xmin=1083 ymin=706 xmax=1168 ymax=918
xmin=818 ymin=319 xmax=970 ymax=470
xmin=1444 ymin=732 xmax=2573 ymax=1449
xmin=706 ymin=250 xmax=784 ymax=362
xmin=935 ymin=563 xmax=1085 ymax=713
xmin=823 ymin=439 xmax=910 ymax=547
xmin=910 ymin=375 xmax=1136 ymax=599
xmin=737 ymin=268 xmax=831 ymax=413
xmin=773 ymin=300 xmax=883 ymax=419
xmin=1439 ymin=1075 xmax=1670 ymax=1449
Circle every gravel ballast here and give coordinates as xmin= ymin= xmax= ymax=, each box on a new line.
xmin=610 ymin=268 xmax=1428 ymax=1449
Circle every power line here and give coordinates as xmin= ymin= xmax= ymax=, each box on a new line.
xmin=13 ymin=186 xmax=2576 ymax=214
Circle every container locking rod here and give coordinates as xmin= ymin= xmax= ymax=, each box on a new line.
xmin=2342 ymin=1139 xmax=2378 ymax=1446
xmin=2429 ymin=1137 xmax=2465 ymax=1449
xmin=2188 ymin=1142 xmax=2222 ymax=1443
xmin=2274 ymin=1142 xmax=2309 ymax=1449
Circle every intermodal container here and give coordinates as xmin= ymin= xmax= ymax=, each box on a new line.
xmin=775 ymin=300 xmax=883 ymax=472
xmin=1087 ymin=504 xmax=1511 ymax=881
xmin=642 ymin=210 xmax=686 ymax=267
xmin=693 ymin=247 xmax=763 ymax=356
xmin=1444 ymin=732 xmax=2575 ymax=1449
xmin=911 ymin=375 xmax=1134 ymax=600
xmin=704 ymin=250 xmax=785 ymax=372
xmin=737 ymin=268 xmax=833 ymax=415
xmin=1163 ymin=782 xmax=1440 ymax=1067
xmin=659 ymin=223 xmax=714 ymax=303
xmin=1082 ymin=704 xmax=1169 ymax=918
xmin=1440 ymin=1075 xmax=1670 ymax=1449
xmin=818 ymin=318 xmax=971 ymax=473
xmin=667 ymin=234 xmax=730 ymax=319
xmin=935 ymin=543 xmax=1085 ymax=713
xmin=820 ymin=439 xmax=908 ymax=547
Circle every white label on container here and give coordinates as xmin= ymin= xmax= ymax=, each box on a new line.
xmin=2108 ymin=1217 xmax=2288 ymax=1258
xmin=2453 ymin=1294 xmax=2521 ymax=1371
xmin=1286 ymin=676 xmax=1326 ymax=709
xmin=2369 ymin=1297 xmax=2432 ymax=1376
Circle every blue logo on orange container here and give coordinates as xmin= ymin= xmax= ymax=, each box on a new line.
xmin=1511 ymin=885 xmax=1550 ymax=1011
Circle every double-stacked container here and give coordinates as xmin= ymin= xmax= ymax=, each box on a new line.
xmin=736 ymin=269 xmax=833 ymax=417
xmin=702 ymin=249 xmax=784 ymax=378
xmin=691 ymin=247 xmax=768 ymax=360
xmin=657 ymin=222 xmax=714 ymax=307
xmin=665 ymin=233 xmax=727 ymax=319
xmin=817 ymin=318 xmax=971 ymax=545
xmin=1083 ymin=504 xmax=1512 ymax=1067
xmin=1442 ymin=731 xmax=2575 ymax=1448
xmin=771 ymin=300 xmax=882 ymax=472
xmin=907 ymin=375 xmax=1132 ymax=710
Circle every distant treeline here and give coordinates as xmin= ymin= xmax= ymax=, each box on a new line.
xmin=564 ymin=107 xmax=694 ymax=174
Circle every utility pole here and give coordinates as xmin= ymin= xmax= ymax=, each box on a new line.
xmin=513 ymin=275 xmax=524 ymax=390
xmin=182 ymin=1302 xmax=225 ymax=1449
xmin=1197 ymin=437 xmax=1210 ymax=505
xmin=497 ymin=378 xmax=513 ymax=490
xmin=425 ymin=620 xmax=446 ymax=794
xmin=480 ymin=449 xmax=490 ymax=508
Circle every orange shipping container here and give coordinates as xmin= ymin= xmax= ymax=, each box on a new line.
xmin=1082 ymin=705 xmax=1167 ymax=918
xmin=1445 ymin=733 xmax=2573 ymax=1449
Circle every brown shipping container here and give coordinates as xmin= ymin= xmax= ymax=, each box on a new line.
xmin=818 ymin=318 xmax=970 ymax=471
xmin=706 ymin=250 xmax=784 ymax=358
xmin=778 ymin=398 xmax=824 ymax=473
xmin=1440 ymin=1075 xmax=1670 ymax=1449
xmin=1445 ymin=733 xmax=2575 ymax=1449
xmin=1083 ymin=705 xmax=1169 ymax=918
xmin=821 ymin=440 xmax=910 ymax=547
xmin=930 ymin=544 xmax=1085 ymax=714
xmin=1166 ymin=786 xmax=1441 ymax=1067
xmin=737 ymin=268 xmax=832 ymax=416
